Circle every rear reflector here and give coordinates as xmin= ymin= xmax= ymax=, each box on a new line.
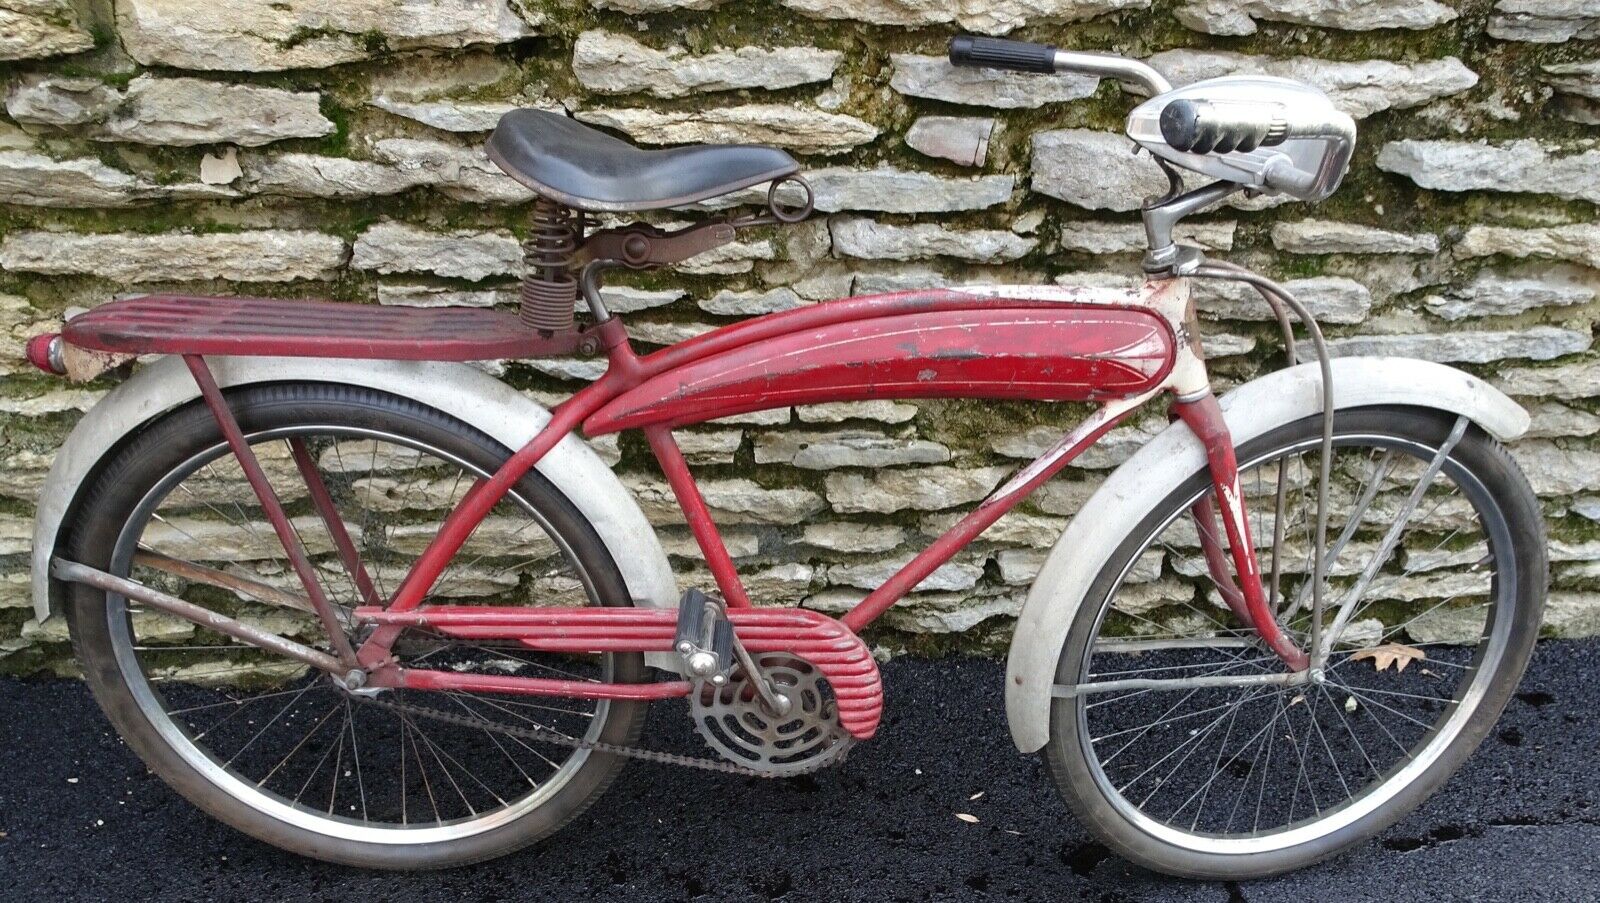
xmin=25 ymin=333 xmax=64 ymax=375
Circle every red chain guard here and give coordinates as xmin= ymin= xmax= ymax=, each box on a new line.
xmin=357 ymin=605 xmax=885 ymax=740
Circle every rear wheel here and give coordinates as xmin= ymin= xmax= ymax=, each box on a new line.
xmin=1044 ymin=406 xmax=1547 ymax=879
xmin=65 ymin=383 xmax=647 ymax=868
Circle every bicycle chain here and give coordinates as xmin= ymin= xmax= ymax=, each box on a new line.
xmin=352 ymin=692 xmax=781 ymax=778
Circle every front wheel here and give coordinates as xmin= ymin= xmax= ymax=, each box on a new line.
xmin=1044 ymin=406 xmax=1547 ymax=879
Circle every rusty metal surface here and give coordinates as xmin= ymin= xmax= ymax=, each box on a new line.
xmin=60 ymin=342 xmax=135 ymax=381
xmin=578 ymin=221 xmax=738 ymax=268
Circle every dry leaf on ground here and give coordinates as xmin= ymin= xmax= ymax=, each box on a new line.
xmin=1349 ymin=643 xmax=1427 ymax=673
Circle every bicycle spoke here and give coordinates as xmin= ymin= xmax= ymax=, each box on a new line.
xmin=347 ymin=700 xmax=369 ymax=822
xmin=402 ymin=717 xmax=442 ymax=824
xmin=446 ymin=693 xmax=541 ymax=790
xmin=1304 ymin=686 xmax=1352 ymax=801
xmin=169 ymin=685 xmax=307 ymax=716
xmin=400 ymin=711 xmax=483 ymax=816
xmin=258 ymin=699 xmax=343 ymax=789
xmin=1181 ymin=695 xmax=1278 ymax=828
xmin=1124 ymin=688 xmax=1273 ymax=803
xmin=1223 ymin=694 xmax=1286 ymax=832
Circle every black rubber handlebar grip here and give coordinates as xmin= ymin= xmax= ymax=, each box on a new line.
xmin=1159 ymin=99 xmax=1285 ymax=155
xmin=948 ymin=35 xmax=1057 ymax=74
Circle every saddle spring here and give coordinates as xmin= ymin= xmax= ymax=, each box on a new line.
xmin=520 ymin=196 xmax=580 ymax=333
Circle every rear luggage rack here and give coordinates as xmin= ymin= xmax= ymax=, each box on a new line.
xmin=61 ymin=294 xmax=596 ymax=361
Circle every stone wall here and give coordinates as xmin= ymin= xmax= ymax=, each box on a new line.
xmin=2 ymin=0 xmax=1598 ymax=671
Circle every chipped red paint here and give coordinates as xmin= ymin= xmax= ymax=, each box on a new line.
xmin=61 ymin=294 xmax=593 ymax=361
xmin=1189 ymin=495 xmax=1252 ymax=625
xmin=637 ymin=288 xmax=1064 ymax=374
xmin=584 ymin=304 xmax=1175 ymax=434
xmin=358 ymin=605 xmax=884 ymax=738
xmin=1173 ymin=393 xmax=1309 ymax=671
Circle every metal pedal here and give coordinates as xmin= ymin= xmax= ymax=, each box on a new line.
xmin=710 ymin=619 xmax=733 ymax=678
xmin=675 ymin=588 xmax=734 ymax=684
xmin=674 ymin=587 xmax=710 ymax=655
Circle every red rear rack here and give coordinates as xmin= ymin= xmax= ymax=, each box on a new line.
xmin=61 ymin=294 xmax=591 ymax=361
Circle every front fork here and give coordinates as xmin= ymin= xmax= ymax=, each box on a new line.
xmin=1173 ymin=392 xmax=1311 ymax=672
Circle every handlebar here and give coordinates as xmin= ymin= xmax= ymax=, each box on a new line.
xmin=948 ymin=35 xmax=1057 ymax=74
xmin=947 ymin=35 xmax=1171 ymax=96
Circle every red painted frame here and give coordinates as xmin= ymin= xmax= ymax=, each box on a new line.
xmin=584 ymin=304 xmax=1175 ymax=432
xmin=363 ymin=291 xmax=1178 ymax=626
xmin=57 ymin=284 xmax=1304 ymax=728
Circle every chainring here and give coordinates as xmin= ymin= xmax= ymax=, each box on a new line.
xmin=690 ymin=652 xmax=854 ymax=777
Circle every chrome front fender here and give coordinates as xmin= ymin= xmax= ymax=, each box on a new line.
xmin=1004 ymin=356 xmax=1530 ymax=753
xmin=30 ymin=356 xmax=678 ymax=636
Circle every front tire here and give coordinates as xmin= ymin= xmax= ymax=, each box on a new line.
xmin=1043 ymin=406 xmax=1546 ymax=879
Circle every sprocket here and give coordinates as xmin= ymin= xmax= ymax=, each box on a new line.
xmin=690 ymin=652 xmax=854 ymax=777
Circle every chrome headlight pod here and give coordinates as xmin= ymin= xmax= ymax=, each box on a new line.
xmin=1127 ymin=76 xmax=1356 ymax=202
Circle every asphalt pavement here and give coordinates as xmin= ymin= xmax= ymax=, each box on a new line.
xmin=3 ymin=640 xmax=1598 ymax=902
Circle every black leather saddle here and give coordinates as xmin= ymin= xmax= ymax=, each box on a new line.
xmin=486 ymin=109 xmax=801 ymax=213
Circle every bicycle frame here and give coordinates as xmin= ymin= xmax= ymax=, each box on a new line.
xmin=44 ymin=277 xmax=1309 ymax=732
xmin=364 ymin=281 xmax=1302 ymax=692
xmin=381 ymin=287 xmax=1182 ymax=625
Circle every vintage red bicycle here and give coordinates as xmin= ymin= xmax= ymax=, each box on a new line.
xmin=24 ymin=36 xmax=1547 ymax=878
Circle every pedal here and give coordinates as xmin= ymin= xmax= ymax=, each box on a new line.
xmin=675 ymin=588 xmax=734 ymax=685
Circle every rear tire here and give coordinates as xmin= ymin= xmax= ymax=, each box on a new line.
xmin=1044 ymin=406 xmax=1546 ymax=879
xmin=65 ymin=382 xmax=648 ymax=869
